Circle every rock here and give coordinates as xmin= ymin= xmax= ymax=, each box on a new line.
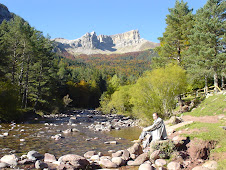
xmin=0 ymin=154 xmax=18 ymax=166
xmin=127 ymin=153 xmax=149 ymax=166
xmin=192 ymin=166 xmax=210 ymax=170
xmin=51 ymin=134 xmax=64 ymax=140
xmin=58 ymin=163 xmax=75 ymax=170
xmin=112 ymin=157 xmax=125 ymax=166
xmin=69 ymin=117 xmax=77 ymax=124
xmin=127 ymin=143 xmax=143 ymax=156
xmin=139 ymin=163 xmax=154 ymax=170
xmin=167 ymin=161 xmax=181 ymax=170
xmin=202 ymin=160 xmax=218 ymax=169
xmin=90 ymin=155 xmax=100 ymax=162
xmin=62 ymin=129 xmax=72 ymax=133
xmin=121 ymin=149 xmax=130 ymax=161
xmin=104 ymin=141 xmax=118 ymax=144
xmin=99 ymin=158 xmax=118 ymax=168
xmin=58 ymin=154 xmax=89 ymax=169
xmin=149 ymin=150 xmax=160 ymax=161
xmin=35 ymin=160 xmax=48 ymax=169
xmin=0 ymin=162 xmax=9 ymax=168
xmin=155 ymin=159 xmax=167 ymax=167
xmin=112 ymin=150 xmax=123 ymax=157
xmin=84 ymin=151 xmax=97 ymax=159
xmin=187 ymin=139 xmax=216 ymax=160
xmin=130 ymin=153 xmax=137 ymax=160
xmin=168 ymin=116 xmax=183 ymax=125
xmin=54 ymin=30 xmax=159 ymax=55
xmin=27 ymin=151 xmax=43 ymax=161
xmin=44 ymin=153 xmax=56 ymax=163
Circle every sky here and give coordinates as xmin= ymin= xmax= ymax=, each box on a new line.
xmin=1 ymin=0 xmax=207 ymax=43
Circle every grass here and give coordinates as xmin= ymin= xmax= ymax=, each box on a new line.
xmin=182 ymin=92 xmax=225 ymax=116
xmin=174 ymin=92 xmax=226 ymax=168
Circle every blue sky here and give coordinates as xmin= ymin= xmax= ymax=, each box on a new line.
xmin=1 ymin=0 xmax=207 ymax=42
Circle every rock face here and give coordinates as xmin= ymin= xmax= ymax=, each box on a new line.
xmin=53 ymin=30 xmax=159 ymax=55
xmin=0 ymin=3 xmax=13 ymax=23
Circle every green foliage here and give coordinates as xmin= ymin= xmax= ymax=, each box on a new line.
xmin=155 ymin=0 xmax=194 ymax=66
xmin=101 ymin=85 xmax=133 ymax=116
xmin=63 ymin=94 xmax=73 ymax=107
xmin=152 ymin=140 xmax=175 ymax=159
xmin=185 ymin=0 xmax=226 ymax=88
xmin=130 ymin=64 xmax=187 ymax=119
xmin=0 ymin=81 xmax=23 ymax=122
xmin=183 ymin=93 xmax=225 ymax=116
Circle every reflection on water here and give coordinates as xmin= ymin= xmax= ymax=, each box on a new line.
xmin=106 ymin=126 xmax=142 ymax=141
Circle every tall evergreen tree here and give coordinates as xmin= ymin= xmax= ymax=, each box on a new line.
xmin=186 ymin=0 xmax=226 ymax=90
xmin=154 ymin=0 xmax=194 ymax=67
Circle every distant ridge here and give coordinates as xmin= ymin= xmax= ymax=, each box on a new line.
xmin=53 ymin=30 xmax=159 ymax=55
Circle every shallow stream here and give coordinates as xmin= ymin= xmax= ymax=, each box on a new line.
xmin=0 ymin=113 xmax=142 ymax=159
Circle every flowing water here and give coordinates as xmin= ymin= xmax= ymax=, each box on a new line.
xmin=0 ymin=114 xmax=142 ymax=159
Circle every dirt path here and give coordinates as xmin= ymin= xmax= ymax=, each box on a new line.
xmin=181 ymin=114 xmax=225 ymax=123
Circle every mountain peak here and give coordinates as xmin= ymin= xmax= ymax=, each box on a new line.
xmin=53 ymin=30 xmax=159 ymax=55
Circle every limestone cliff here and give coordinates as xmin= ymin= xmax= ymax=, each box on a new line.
xmin=53 ymin=30 xmax=159 ymax=55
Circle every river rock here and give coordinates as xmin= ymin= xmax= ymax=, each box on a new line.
xmin=112 ymin=157 xmax=125 ymax=166
xmin=167 ymin=161 xmax=181 ymax=170
xmin=0 ymin=154 xmax=18 ymax=166
xmin=84 ymin=151 xmax=97 ymax=159
xmin=0 ymin=162 xmax=9 ymax=168
xmin=90 ymin=155 xmax=100 ymax=162
xmin=44 ymin=153 xmax=57 ymax=163
xmin=202 ymin=160 xmax=218 ymax=169
xmin=99 ymin=158 xmax=118 ymax=168
xmin=112 ymin=150 xmax=123 ymax=157
xmin=127 ymin=143 xmax=143 ymax=156
xmin=121 ymin=149 xmax=130 ymax=161
xmin=58 ymin=154 xmax=89 ymax=169
xmin=27 ymin=150 xmax=43 ymax=161
xmin=155 ymin=159 xmax=167 ymax=167
xmin=150 ymin=150 xmax=160 ymax=161
xmin=139 ymin=163 xmax=154 ymax=170
xmin=35 ymin=160 xmax=48 ymax=169
xmin=127 ymin=153 xmax=149 ymax=166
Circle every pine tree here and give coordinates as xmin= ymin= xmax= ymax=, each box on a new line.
xmin=154 ymin=0 xmax=194 ymax=66
xmin=186 ymin=0 xmax=226 ymax=90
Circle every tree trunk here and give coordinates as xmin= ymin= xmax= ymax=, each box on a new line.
xmin=178 ymin=95 xmax=183 ymax=111
xmin=214 ymin=72 xmax=219 ymax=92
xmin=205 ymin=75 xmax=209 ymax=95
xmin=222 ymin=73 xmax=225 ymax=89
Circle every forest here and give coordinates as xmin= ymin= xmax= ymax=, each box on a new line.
xmin=0 ymin=0 xmax=225 ymax=122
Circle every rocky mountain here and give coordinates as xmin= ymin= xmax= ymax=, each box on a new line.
xmin=53 ymin=30 xmax=159 ymax=55
xmin=0 ymin=3 xmax=13 ymax=23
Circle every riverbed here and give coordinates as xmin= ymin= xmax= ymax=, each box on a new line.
xmin=0 ymin=110 xmax=142 ymax=160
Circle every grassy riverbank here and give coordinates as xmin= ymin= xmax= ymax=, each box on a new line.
xmin=178 ymin=92 xmax=226 ymax=169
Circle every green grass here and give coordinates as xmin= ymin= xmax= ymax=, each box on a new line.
xmin=182 ymin=93 xmax=225 ymax=116
xmin=174 ymin=92 xmax=226 ymax=167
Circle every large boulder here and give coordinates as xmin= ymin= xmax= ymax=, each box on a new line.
xmin=0 ymin=154 xmax=18 ymax=166
xmin=127 ymin=143 xmax=143 ymax=156
xmin=84 ymin=151 xmax=97 ymax=159
xmin=167 ymin=161 xmax=181 ymax=170
xmin=112 ymin=150 xmax=123 ymax=157
xmin=44 ymin=153 xmax=57 ymax=163
xmin=155 ymin=159 xmax=167 ymax=167
xmin=99 ymin=158 xmax=118 ymax=168
xmin=111 ymin=157 xmax=125 ymax=166
xmin=139 ymin=163 xmax=154 ymax=170
xmin=58 ymin=154 xmax=89 ymax=169
xmin=127 ymin=153 xmax=149 ymax=166
xmin=202 ymin=160 xmax=218 ymax=170
xmin=121 ymin=149 xmax=130 ymax=161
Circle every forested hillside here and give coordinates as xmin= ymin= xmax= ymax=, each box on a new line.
xmin=0 ymin=0 xmax=225 ymax=123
